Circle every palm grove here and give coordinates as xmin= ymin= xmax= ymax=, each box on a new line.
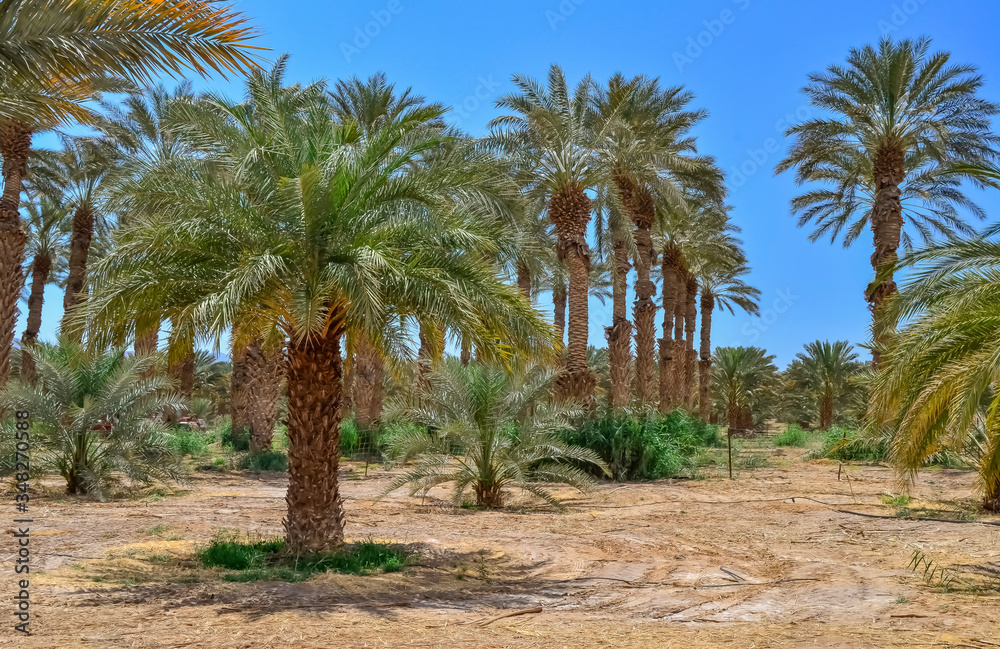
xmin=3 ymin=1 xmax=1000 ymax=556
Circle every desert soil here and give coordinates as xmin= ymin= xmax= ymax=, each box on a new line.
xmin=2 ymin=451 xmax=999 ymax=649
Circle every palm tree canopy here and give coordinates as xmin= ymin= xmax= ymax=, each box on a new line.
xmin=84 ymin=59 xmax=552 ymax=366
xmin=776 ymin=36 xmax=1000 ymax=249
xmin=0 ymin=0 xmax=263 ymax=124
xmin=869 ymin=233 xmax=1000 ymax=494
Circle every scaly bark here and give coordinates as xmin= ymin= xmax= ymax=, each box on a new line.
xmin=19 ymin=252 xmax=51 ymax=383
xmin=605 ymin=237 xmax=632 ymax=409
xmin=684 ymin=274 xmax=698 ymax=409
xmin=353 ymin=332 xmax=384 ymax=430
xmin=61 ymin=203 xmax=95 ymax=342
xmin=549 ymin=186 xmax=596 ymax=406
xmin=867 ymin=144 xmax=905 ymax=367
xmin=658 ymin=245 xmax=681 ymax=413
xmin=232 ymin=340 xmax=285 ymax=452
xmin=671 ymin=260 xmax=687 ymax=408
xmin=630 ymin=184 xmax=657 ymax=406
xmin=819 ymin=390 xmax=834 ymax=431
xmin=284 ymin=311 xmax=348 ymax=553
xmin=0 ymin=121 xmax=32 ymax=390
xmin=516 ymin=262 xmax=531 ymax=300
xmin=698 ymin=288 xmax=714 ymax=422
xmin=134 ymin=319 xmax=159 ymax=380
xmin=553 ymin=277 xmax=567 ymax=349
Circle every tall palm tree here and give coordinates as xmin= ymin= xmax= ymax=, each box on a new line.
xmin=696 ymin=260 xmax=759 ymax=421
xmin=776 ymin=37 xmax=999 ymax=365
xmin=591 ymin=74 xmax=725 ymax=407
xmin=18 ymin=195 xmax=69 ymax=382
xmin=31 ymin=136 xmax=117 ymax=340
xmin=0 ymin=0 xmax=262 ymax=390
xmin=788 ymin=340 xmax=862 ymax=430
xmin=490 ymin=65 xmax=602 ymax=405
xmin=86 ymin=62 xmax=552 ymax=553
xmin=711 ymin=346 xmax=778 ymax=433
xmin=592 ymin=192 xmax=633 ymax=408
xmin=869 ymin=232 xmax=1000 ymax=509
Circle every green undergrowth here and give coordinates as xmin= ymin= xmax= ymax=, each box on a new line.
xmin=563 ymin=409 xmax=721 ymax=481
xmin=198 ymin=532 xmax=412 ymax=582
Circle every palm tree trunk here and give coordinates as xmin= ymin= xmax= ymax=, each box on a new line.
xmin=19 ymin=253 xmax=52 ymax=383
xmin=698 ymin=289 xmax=714 ymax=422
xmin=820 ymin=390 xmax=834 ymax=431
xmin=605 ymin=238 xmax=631 ymax=409
xmin=550 ymin=186 xmax=596 ymax=405
xmin=61 ymin=203 xmax=95 ymax=342
xmin=659 ymin=245 xmax=680 ymax=413
xmin=353 ymin=332 xmax=384 ymax=430
xmin=232 ymin=340 xmax=285 ymax=453
xmin=631 ymin=186 xmax=657 ymax=406
xmin=684 ymin=274 xmax=698 ymax=408
xmin=553 ymin=277 xmax=567 ymax=349
xmin=868 ymin=144 xmax=905 ymax=367
xmin=0 ymin=121 xmax=32 ymax=390
xmin=460 ymin=336 xmax=471 ymax=367
xmin=671 ymin=263 xmax=687 ymax=408
xmin=134 ymin=319 xmax=159 ymax=381
xmin=516 ymin=262 xmax=531 ymax=299
xmin=284 ymin=313 xmax=348 ymax=554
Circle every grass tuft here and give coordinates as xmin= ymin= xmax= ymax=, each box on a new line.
xmin=197 ymin=531 xmax=411 ymax=582
xmin=773 ymin=425 xmax=810 ymax=448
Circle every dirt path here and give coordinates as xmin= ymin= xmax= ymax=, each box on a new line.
xmin=2 ymin=458 xmax=999 ymax=648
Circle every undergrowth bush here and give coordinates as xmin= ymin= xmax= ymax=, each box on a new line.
xmin=167 ymin=428 xmax=210 ymax=457
xmin=198 ymin=531 xmax=411 ymax=582
xmin=773 ymin=424 xmax=810 ymax=448
xmin=236 ymin=451 xmax=288 ymax=472
xmin=815 ymin=427 xmax=888 ymax=462
xmin=564 ymin=409 xmax=720 ymax=481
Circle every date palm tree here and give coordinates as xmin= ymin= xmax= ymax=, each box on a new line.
xmin=869 ymin=232 xmax=1000 ymax=509
xmin=591 ymin=73 xmax=725 ymax=407
xmin=711 ymin=346 xmax=778 ymax=433
xmin=0 ymin=0 xmax=262 ymax=390
xmin=85 ymin=61 xmax=552 ymax=553
xmin=489 ymin=65 xmax=602 ymax=406
xmin=30 ymin=136 xmax=118 ymax=341
xmin=18 ymin=195 xmax=69 ymax=382
xmin=776 ymin=37 xmax=999 ymax=365
xmin=788 ymin=340 xmax=863 ymax=430
xmin=696 ymin=259 xmax=759 ymax=421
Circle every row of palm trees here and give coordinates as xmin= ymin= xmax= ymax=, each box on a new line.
xmin=6 ymin=2 xmax=1000 ymax=543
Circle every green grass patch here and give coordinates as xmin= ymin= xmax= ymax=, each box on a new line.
xmin=167 ymin=427 xmax=210 ymax=457
xmin=773 ymin=425 xmax=810 ymax=448
xmin=197 ymin=532 xmax=411 ymax=582
xmin=236 ymin=451 xmax=288 ymax=472
xmin=881 ymin=494 xmax=913 ymax=507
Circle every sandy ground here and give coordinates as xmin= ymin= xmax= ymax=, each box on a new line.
xmin=2 ymin=449 xmax=999 ymax=649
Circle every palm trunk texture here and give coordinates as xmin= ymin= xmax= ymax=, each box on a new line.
xmin=284 ymin=310 xmax=348 ymax=554
xmin=0 ymin=121 xmax=32 ymax=390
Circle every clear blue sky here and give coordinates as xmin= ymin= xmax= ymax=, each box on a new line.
xmin=23 ymin=0 xmax=1000 ymax=367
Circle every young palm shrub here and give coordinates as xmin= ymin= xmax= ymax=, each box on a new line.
xmin=869 ymin=233 xmax=1000 ymax=509
xmin=382 ymin=360 xmax=607 ymax=509
xmin=0 ymin=339 xmax=184 ymax=498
